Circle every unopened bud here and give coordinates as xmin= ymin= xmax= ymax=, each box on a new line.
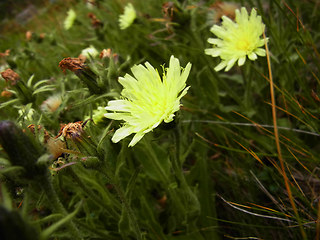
xmin=0 ymin=121 xmax=44 ymax=177
xmin=59 ymin=57 xmax=103 ymax=94
xmin=1 ymin=69 xmax=20 ymax=86
xmin=1 ymin=69 xmax=34 ymax=104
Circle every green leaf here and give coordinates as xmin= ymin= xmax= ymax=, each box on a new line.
xmin=40 ymin=201 xmax=82 ymax=240
xmin=0 ymin=99 xmax=20 ymax=109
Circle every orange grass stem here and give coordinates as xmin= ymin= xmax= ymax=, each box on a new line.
xmin=263 ymin=32 xmax=307 ymax=239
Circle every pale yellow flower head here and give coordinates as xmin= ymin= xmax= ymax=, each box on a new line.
xmin=104 ymin=56 xmax=191 ymax=147
xmin=64 ymin=9 xmax=77 ymax=30
xmin=41 ymin=95 xmax=62 ymax=113
xmin=81 ymin=45 xmax=99 ymax=58
xmin=205 ymin=7 xmax=266 ymax=71
xmin=92 ymin=106 xmax=108 ymax=124
xmin=119 ymin=3 xmax=136 ymax=30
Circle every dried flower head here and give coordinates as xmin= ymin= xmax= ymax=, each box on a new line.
xmin=57 ymin=121 xmax=84 ymax=139
xmin=207 ymin=2 xmax=240 ymax=24
xmin=25 ymin=31 xmax=33 ymax=41
xmin=0 ymin=49 xmax=10 ymax=58
xmin=1 ymin=69 xmax=20 ymax=85
xmin=119 ymin=3 xmax=136 ymax=30
xmin=59 ymin=57 xmax=84 ymax=73
xmin=88 ymin=13 xmax=103 ymax=28
xmin=104 ymin=55 xmax=191 ymax=147
xmin=99 ymin=49 xmax=112 ymax=59
xmin=26 ymin=124 xmax=50 ymax=143
xmin=39 ymin=33 xmax=46 ymax=39
xmin=205 ymin=7 xmax=266 ymax=72
xmin=99 ymin=49 xmax=119 ymax=63
xmin=1 ymin=90 xmax=13 ymax=98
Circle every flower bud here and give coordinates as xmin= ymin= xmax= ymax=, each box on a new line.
xmin=59 ymin=58 xmax=103 ymax=94
xmin=0 ymin=121 xmax=44 ymax=177
xmin=1 ymin=69 xmax=34 ymax=104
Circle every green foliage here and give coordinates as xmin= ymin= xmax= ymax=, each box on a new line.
xmin=0 ymin=0 xmax=320 ymax=239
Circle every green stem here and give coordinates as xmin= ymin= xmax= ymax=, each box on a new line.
xmin=171 ymin=126 xmax=200 ymax=227
xmin=99 ymin=163 xmax=142 ymax=240
xmin=66 ymin=167 xmax=120 ymax=220
xmin=142 ymin=137 xmax=187 ymax=222
xmin=40 ymin=173 xmax=82 ymax=240
xmin=241 ymin=63 xmax=253 ymax=113
xmin=142 ymin=138 xmax=170 ymax=185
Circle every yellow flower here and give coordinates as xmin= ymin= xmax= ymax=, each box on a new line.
xmin=92 ymin=106 xmax=108 ymax=124
xmin=119 ymin=3 xmax=136 ymax=30
xmin=64 ymin=9 xmax=77 ymax=30
xmin=205 ymin=7 xmax=266 ymax=72
xmin=80 ymin=45 xmax=99 ymax=58
xmin=104 ymin=56 xmax=191 ymax=147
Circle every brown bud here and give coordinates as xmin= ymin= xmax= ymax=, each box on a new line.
xmin=56 ymin=121 xmax=84 ymax=139
xmin=88 ymin=12 xmax=103 ymax=28
xmin=1 ymin=90 xmax=13 ymax=98
xmin=26 ymin=124 xmax=51 ymax=143
xmin=0 ymin=49 xmax=10 ymax=58
xmin=1 ymin=69 xmax=20 ymax=85
xmin=39 ymin=33 xmax=46 ymax=39
xmin=59 ymin=57 xmax=84 ymax=73
xmin=99 ymin=49 xmax=119 ymax=63
xmin=99 ymin=49 xmax=112 ymax=59
xmin=209 ymin=2 xmax=240 ymax=23
xmin=26 ymin=31 xmax=33 ymax=41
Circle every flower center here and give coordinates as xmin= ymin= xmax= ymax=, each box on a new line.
xmin=236 ymin=38 xmax=251 ymax=51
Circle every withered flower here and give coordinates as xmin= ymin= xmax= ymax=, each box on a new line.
xmin=26 ymin=124 xmax=51 ymax=143
xmin=59 ymin=57 xmax=102 ymax=94
xmin=56 ymin=121 xmax=84 ymax=139
xmin=162 ymin=2 xmax=176 ymax=20
xmin=59 ymin=57 xmax=84 ymax=73
xmin=26 ymin=31 xmax=33 ymax=41
xmin=1 ymin=90 xmax=13 ymax=98
xmin=39 ymin=33 xmax=46 ymax=40
xmin=208 ymin=1 xmax=240 ymax=24
xmin=0 ymin=49 xmax=10 ymax=58
xmin=1 ymin=69 xmax=20 ymax=85
xmin=99 ymin=48 xmax=112 ymax=59
xmin=88 ymin=13 xmax=103 ymax=28
xmin=99 ymin=48 xmax=119 ymax=63
xmin=55 ymin=120 xmax=99 ymax=157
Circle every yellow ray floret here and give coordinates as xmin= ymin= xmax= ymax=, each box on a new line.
xmin=119 ymin=3 xmax=136 ymax=30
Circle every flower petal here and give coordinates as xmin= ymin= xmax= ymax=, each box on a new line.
xmin=238 ymin=56 xmax=246 ymax=66
xmin=105 ymin=100 xmax=131 ymax=112
xmin=128 ymin=132 xmax=145 ymax=147
xmin=214 ymin=61 xmax=228 ymax=72
xmin=112 ymin=125 xmax=134 ymax=143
